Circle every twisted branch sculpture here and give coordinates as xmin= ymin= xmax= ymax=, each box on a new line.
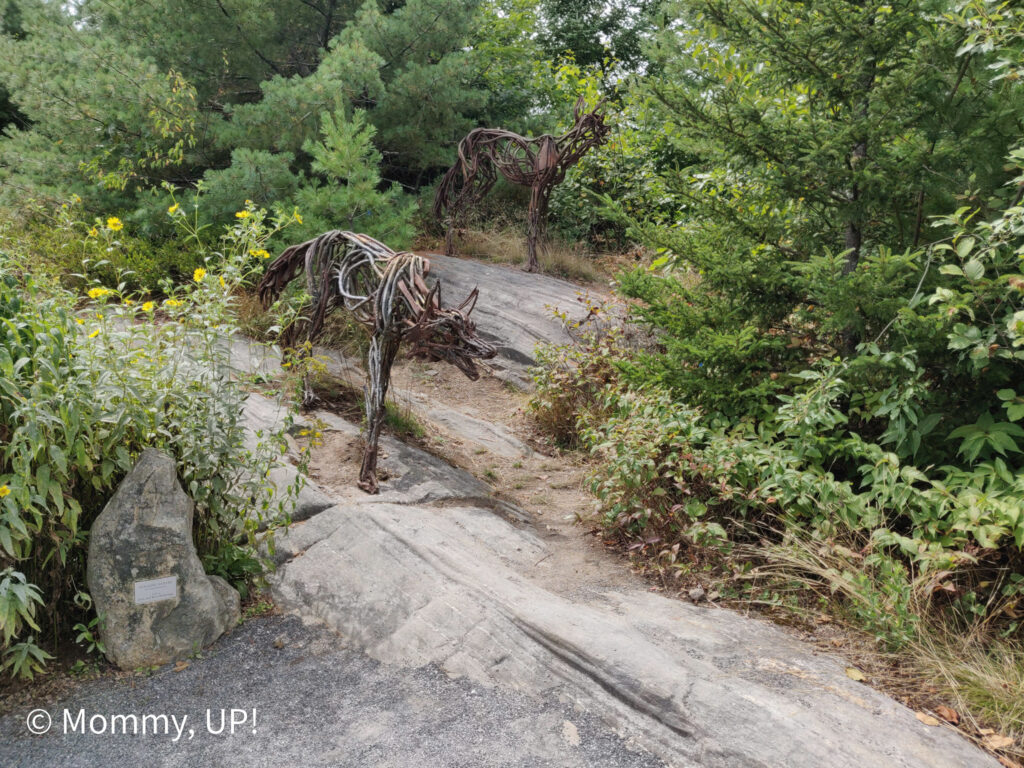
xmin=258 ymin=230 xmax=496 ymax=493
xmin=433 ymin=96 xmax=610 ymax=272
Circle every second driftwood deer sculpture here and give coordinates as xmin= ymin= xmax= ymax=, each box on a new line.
xmin=433 ymin=96 xmax=610 ymax=272
xmin=258 ymin=230 xmax=496 ymax=494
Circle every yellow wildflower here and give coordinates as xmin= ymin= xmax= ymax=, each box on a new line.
xmin=0 ymin=485 xmax=9 ymax=498
xmin=235 ymin=210 xmax=251 ymax=219
xmin=87 ymin=227 xmax=98 ymax=237
xmin=163 ymin=299 xmax=182 ymax=307
xmin=88 ymin=329 xmax=100 ymax=339
xmin=142 ymin=301 xmax=155 ymax=312
xmin=75 ymin=318 xmax=85 ymax=325
xmin=250 ymin=249 xmax=271 ymax=260
xmin=219 ymin=275 xmax=226 ymax=288
xmin=123 ymin=298 xmax=135 ymax=306
xmin=106 ymin=217 xmax=123 ymax=231
xmin=87 ymin=287 xmax=111 ymax=300
xmin=294 ymin=211 xmax=303 ymax=224
xmin=168 ymin=203 xmax=180 ymax=215
xmin=193 ymin=267 xmax=207 ymax=283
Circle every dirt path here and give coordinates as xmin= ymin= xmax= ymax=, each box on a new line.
xmin=308 ymin=354 xmax=643 ymax=605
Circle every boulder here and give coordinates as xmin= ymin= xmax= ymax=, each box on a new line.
xmin=427 ymin=253 xmax=598 ymax=388
xmin=271 ymin=500 xmax=998 ymax=768
xmin=86 ymin=449 xmax=240 ymax=670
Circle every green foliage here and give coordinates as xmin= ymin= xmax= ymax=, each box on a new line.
xmin=2 ymin=636 xmax=52 ymax=680
xmin=549 ymin=96 xmax=688 ymax=246
xmin=605 ymin=0 xmax=1024 ymax=420
xmin=0 ymin=569 xmax=43 ymax=647
xmin=73 ymin=607 xmax=105 ymax=659
xmin=384 ymin=402 xmax=426 ymax=439
xmin=0 ymin=197 xmax=302 ymax=676
xmin=9 ymin=201 xmax=205 ymax=290
xmin=200 ymin=150 xmax=300 ymax=229
xmin=536 ymin=0 xmax=654 ymax=74
xmin=0 ymin=2 xmax=198 ymax=201
xmin=0 ymin=0 xmax=560 ymax=223
xmin=529 ymin=323 xmax=624 ymax=446
xmin=532 ymin=326 xmax=1024 ymax=648
xmin=294 ymin=109 xmax=415 ymax=246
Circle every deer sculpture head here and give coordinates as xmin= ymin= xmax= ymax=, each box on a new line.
xmin=558 ymin=96 xmax=611 ymax=156
xmin=405 ymin=282 xmax=496 ymax=380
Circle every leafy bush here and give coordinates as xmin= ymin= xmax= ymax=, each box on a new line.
xmin=530 ymin=6 xmax=1024 ymax=656
xmin=548 ymin=104 xmax=689 ymax=248
xmin=7 ymin=200 xmax=205 ymax=291
xmin=532 ymin=318 xmax=1024 ymax=649
xmin=0 ymin=197 xmax=302 ymax=677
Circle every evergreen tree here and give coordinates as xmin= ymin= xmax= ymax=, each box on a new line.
xmin=0 ymin=0 xmax=28 ymax=134
xmin=615 ymin=0 xmax=1023 ymax=414
xmin=293 ymin=108 xmax=416 ymax=244
xmin=537 ymin=0 xmax=655 ymax=74
xmin=0 ymin=0 xmax=552 ymax=221
xmin=0 ymin=2 xmax=199 ymax=208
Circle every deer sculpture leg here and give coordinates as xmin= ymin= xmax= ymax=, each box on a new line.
xmin=525 ymin=177 xmax=555 ymax=273
xmin=358 ymin=330 xmax=402 ymax=494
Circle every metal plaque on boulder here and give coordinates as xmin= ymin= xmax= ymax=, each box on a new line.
xmin=134 ymin=575 xmax=178 ymax=605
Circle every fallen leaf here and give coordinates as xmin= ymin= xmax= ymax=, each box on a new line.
xmin=984 ymin=734 xmax=1015 ymax=750
xmin=980 ymin=728 xmax=997 ymax=736
xmin=173 ymin=660 xmax=189 ymax=672
xmin=935 ymin=705 xmax=959 ymax=724
xmin=997 ymin=756 xmax=1023 ymax=768
xmin=845 ymin=667 xmax=865 ymax=681
xmin=915 ymin=712 xmax=941 ymax=727
xmin=830 ymin=638 xmax=844 ymax=647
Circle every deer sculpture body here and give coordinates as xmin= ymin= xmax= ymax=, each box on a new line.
xmin=432 ymin=97 xmax=610 ymax=272
xmin=258 ymin=230 xmax=496 ymax=493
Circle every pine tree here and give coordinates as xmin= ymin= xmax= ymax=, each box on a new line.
xmin=0 ymin=0 xmax=550 ymax=221
xmin=616 ymin=0 xmax=1023 ymax=411
xmin=0 ymin=0 xmax=28 ymax=134
xmin=293 ymin=109 xmax=416 ymax=245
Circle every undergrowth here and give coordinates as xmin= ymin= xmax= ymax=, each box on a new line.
xmin=0 ymin=193 xmax=304 ymax=680
xmin=530 ymin=315 xmax=1024 ymax=758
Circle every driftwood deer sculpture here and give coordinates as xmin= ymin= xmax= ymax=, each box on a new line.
xmin=433 ymin=96 xmax=610 ymax=272
xmin=257 ymin=230 xmax=496 ymax=493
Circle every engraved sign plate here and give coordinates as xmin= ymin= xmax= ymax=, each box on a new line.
xmin=134 ymin=576 xmax=178 ymax=605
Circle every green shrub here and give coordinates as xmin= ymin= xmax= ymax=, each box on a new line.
xmin=8 ymin=201 xmax=205 ymax=292
xmin=0 ymin=196 xmax=303 ymax=677
xmin=532 ymin=322 xmax=1024 ymax=648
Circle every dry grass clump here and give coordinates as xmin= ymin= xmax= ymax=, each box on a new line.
xmin=431 ymin=225 xmax=602 ymax=284
xmin=733 ymin=534 xmax=1024 ymax=763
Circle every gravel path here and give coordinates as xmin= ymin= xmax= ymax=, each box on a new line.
xmin=0 ymin=615 xmax=663 ymax=768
